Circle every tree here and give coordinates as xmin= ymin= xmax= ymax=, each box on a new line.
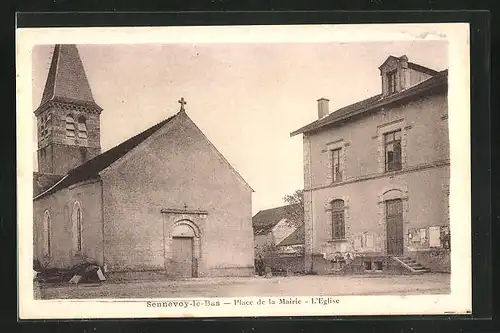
xmin=282 ymin=189 xmax=304 ymax=227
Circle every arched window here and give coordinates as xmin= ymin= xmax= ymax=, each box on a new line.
xmin=331 ymin=199 xmax=345 ymax=240
xmin=65 ymin=115 xmax=75 ymax=138
xmin=72 ymin=202 xmax=83 ymax=252
xmin=43 ymin=210 xmax=51 ymax=256
xmin=77 ymin=116 xmax=88 ymax=139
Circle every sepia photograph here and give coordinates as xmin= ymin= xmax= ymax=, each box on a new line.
xmin=17 ymin=24 xmax=471 ymax=318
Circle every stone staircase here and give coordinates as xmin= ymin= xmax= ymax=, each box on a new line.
xmin=393 ymin=256 xmax=430 ymax=273
xmin=312 ymin=254 xmax=432 ymax=275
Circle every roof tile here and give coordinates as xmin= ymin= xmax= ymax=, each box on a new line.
xmin=36 ymin=45 xmax=101 ymax=114
xmin=252 ymin=203 xmax=303 ymax=235
xmin=277 ymin=225 xmax=305 ymax=246
xmin=291 ymin=70 xmax=448 ymax=137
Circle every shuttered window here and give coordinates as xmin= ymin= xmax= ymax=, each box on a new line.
xmin=78 ymin=117 xmax=88 ymax=139
xmin=66 ymin=115 xmax=75 ymax=138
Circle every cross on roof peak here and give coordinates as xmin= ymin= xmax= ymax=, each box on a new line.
xmin=178 ymin=97 xmax=187 ymax=112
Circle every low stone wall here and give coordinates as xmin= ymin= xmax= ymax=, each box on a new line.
xmin=105 ymin=270 xmax=170 ymax=282
xmin=309 ymin=254 xmax=333 ymax=274
xmin=205 ymin=266 xmax=255 ymax=277
xmin=261 ymin=255 xmax=305 ymax=274
xmin=107 ymin=266 xmax=256 ymax=280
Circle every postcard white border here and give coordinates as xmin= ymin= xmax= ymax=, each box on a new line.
xmin=17 ymin=23 xmax=471 ymax=319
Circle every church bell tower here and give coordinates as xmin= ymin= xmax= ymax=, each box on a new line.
xmin=34 ymin=44 xmax=103 ymax=176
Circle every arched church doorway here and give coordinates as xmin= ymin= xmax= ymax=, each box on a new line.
xmin=171 ymin=222 xmax=199 ymax=278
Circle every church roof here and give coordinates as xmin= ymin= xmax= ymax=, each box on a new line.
xmin=34 ymin=113 xmax=178 ymax=200
xmin=290 ymin=69 xmax=448 ymax=137
xmin=35 ymin=44 xmax=102 ymax=115
xmin=33 ymin=173 xmax=64 ymax=197
xmin=34 ymin=109 xmax=253 ymax=199
xmin=252 ymin=203 xmax=302 ymax=236
xmin=277 ymin=225 xmax=305 ymax=246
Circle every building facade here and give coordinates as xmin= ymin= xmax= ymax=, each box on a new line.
xmin=33 ymin=45 xmax=255 ymax=278
xmin=252 ymin=204 xmax=305 ymax=274
xmin=252 ymin=204 xmax=302 ymax=257
xmin=291 ymin=55 xmax=450 ymax=274
xmin=276 ymin=226 xmax=305 ymax=256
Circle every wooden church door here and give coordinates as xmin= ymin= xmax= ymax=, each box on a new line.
xmin=172 ymin=237 xmax=194 ymax=278
xmin=386 ymin=199 xmax=404 ymax=256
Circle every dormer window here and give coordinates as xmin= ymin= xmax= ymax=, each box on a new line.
xmin=379 ymin=55 xmax=408 ymax=97
xmin=387 ymin=70 xmax=397 ymax=94
xmin=379 ymin=55 xmax=439 ymax=97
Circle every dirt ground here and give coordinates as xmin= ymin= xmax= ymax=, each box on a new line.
xmin=36 ymin=273 xmax=450 ymax=300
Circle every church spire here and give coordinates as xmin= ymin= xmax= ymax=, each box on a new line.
xmin=35 ymin=44 xmax=103 ymax=176
xmin=36 ymin=44 xmax=102 ymax=115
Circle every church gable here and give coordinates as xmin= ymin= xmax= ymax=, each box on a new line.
xmin=100 ymin=111 xmax=252 ymax=193
xmin=98 ymin=110 xmax=254 ymax=272
xmin=178 ymin=112 xmax=253 ymax=192
xmin=34 ymin=108 xmax=252 ymax=201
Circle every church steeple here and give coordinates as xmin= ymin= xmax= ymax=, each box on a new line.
xmin=35 ymin=44 xmax=103 ymax=176
xmin=36 ymin=44 xmax=102 ymax=114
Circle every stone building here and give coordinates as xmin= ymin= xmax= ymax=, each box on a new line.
xmin=252 ymin=204 xmax=303 ymax=257
xmin=276 ymin=226 xmax=305 ymax=256
xmin=33 ymin=44 xmax=255 ymax=278
xmin=291 ymin=55 xmax=450 ymax=274
xmin=252 ymin=204 xmax=305 ymax=274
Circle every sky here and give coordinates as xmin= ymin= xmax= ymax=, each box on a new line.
xmin=32 ymin=41 xmax=448 ymax=215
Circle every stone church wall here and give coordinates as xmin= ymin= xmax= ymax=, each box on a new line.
xmin=101 ymin=113 xmax=254 ymax=276
xmin=33 ymin=180 xmax=103 ymax=269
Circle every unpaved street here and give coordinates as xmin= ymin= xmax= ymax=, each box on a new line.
xmin=37 ymin=273 xmax=450 ymax=299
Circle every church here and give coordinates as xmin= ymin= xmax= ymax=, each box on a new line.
xmin=33 ymin=45 xmax=255 ymax=278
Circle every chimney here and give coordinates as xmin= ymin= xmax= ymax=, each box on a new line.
xmin=317 ymin=98 xmax=330 ymax=119
xmin=399 ymin=55 xmax=410 ymax=90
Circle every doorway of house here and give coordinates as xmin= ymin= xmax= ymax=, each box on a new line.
xmin=386 ymin=198 xmax=404 ymax=256
xmin=171 ymin=236 xmax=194 ymax=278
